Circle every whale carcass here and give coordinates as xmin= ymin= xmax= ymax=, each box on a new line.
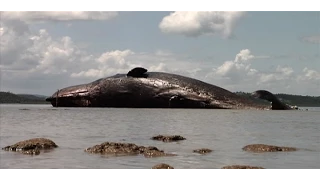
xmin=45 ymin=67 xmax=296 ymax=110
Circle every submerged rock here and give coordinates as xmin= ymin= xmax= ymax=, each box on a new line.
xmin=2 ymin=138 xmax=58 ymax=155
xmin=152 ymin=163 xmax=174 ymax=169
xmin=222 ymin=165 xmax=264 ymax=169
xmin=193 ymin=148 xmax=213 ymax=154
xmin=143 ymin=149 xmax=176 ymax=158
xmin=85 ymin=142 xmax=175 ymax=157
xmin=151 ymin=135 xmax=186 ymax=142
xmin=21 ymin=149 xmax=41 ymax=155
xmin=242 ymin=144 xmax=297 ymax=153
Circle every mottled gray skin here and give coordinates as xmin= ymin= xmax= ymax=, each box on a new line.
xmin=252 ymin=90 xmax=295 ymax=110
xmin=46 ymin=68 xmax=295 ymax=110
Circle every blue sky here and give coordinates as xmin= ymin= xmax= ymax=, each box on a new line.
xmin=1 ymin=11 xmax=319 ymax=96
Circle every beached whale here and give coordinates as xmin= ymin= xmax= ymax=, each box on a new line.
xmin=45 ymin=67 xmax=296 ymax=110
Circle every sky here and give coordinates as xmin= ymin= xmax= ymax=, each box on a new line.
xmin=0 ymin=11 xmax=319 ymax=96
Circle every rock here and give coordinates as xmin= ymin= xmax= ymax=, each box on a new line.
xmin=143 ymin=149 xmax=176 ymax=158
xmin=151 ymin=135 xmax=186 ymax=142
xmin=138 ymin=146 xmax=176 ymax=157
xmin=193 ymin=148 xmax=213 ymax=154
xmin=2 ymin=138 xmax=58 ymax=155
xmin=21 ymin=149 xmax=41 ymax=155
xmin=85 ymin=142 xmax=141 ymax=155
xmin=222 ymin=165 xmax=264 ymax=169
xmin=85 ymin=142 xmax=175 ymax=158
xmin=242 ymin=144 xmax=297 ymax=152
xmin=152 ymin=163 xmax=174 ymax=169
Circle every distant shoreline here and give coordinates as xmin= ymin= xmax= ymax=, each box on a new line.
xmin=1 ymin=91 xmax=319 ymax=107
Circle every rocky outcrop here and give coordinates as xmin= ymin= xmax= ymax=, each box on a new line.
xmin=151 ymin=135 xmax=186 ymax=142
xmin=242 ymin=144 xmax=297 ymax=152
xmin=2 ymin=138 xmax=58 ymax=155
xmin=222 ymin=165 xmax=264 ymax=169
xmin=85 ymin=142 xmax=176 ymax=157
xmin=193 ymin=148 xmax=212 ymax=154
xmin=152 ymin=163 xmax=174 ymax=169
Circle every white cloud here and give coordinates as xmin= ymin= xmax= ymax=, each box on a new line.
xmin=276 ymin=66 xmax=294 ymax=76
xmin=70 ymin=49 xmax=196 ymax=79
xmin=259 ymin=66 xmax=294 ymax=83
xmin=159 ymin=11 xmax=246 ymax=37
xmin=1 ymin=19 xmax=319 ymax=96
xmin=300 ymin=68 xmax=320 ymax=80
xmin=148 ymin=63 xmax=168 ymax=72
xmin=234 ymin=49 xmax=254 ymax=63
xmin=1 ymin=11 xmax=118 ymax=22
xmin=209 ymin=49 xmax=297 ymax=90
xmin=0 ymin=21 xmax=94 ymax=94
xmin=71 ymin=49 xmax=137 ymax=78
xmin=215 ymin=49 xmax=256 ymax=78
xmin=0 ymin=20 xmax=37 ymax=72
xmin=27 ymin=30 xmax=92 ymax=75
xmin=202 ymin=49 xmax=314 ymax=94
xmin=301 ymin=35 xmax=320 ymax=44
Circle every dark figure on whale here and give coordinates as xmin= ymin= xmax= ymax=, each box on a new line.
xmin=46 ymin=67 xmax=296 ymax=110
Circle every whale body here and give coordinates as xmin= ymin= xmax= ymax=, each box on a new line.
xmin=45 ymin=67 xmax=296 ymax=110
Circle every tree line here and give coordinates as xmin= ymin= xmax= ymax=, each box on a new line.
xmin=235 ymin=91 xmax=320 ymax=107
xmin=0 ymin=91 xmax=49 ymax=104
xmin=1 ymin=91 xmax=319 ymax=107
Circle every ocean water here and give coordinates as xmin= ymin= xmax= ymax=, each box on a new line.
xmin=0 ymin=104 xmax=319 ymax=169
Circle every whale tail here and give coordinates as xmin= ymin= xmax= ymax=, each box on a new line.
xmin=251 ymin=90 xmax=297 ymax=110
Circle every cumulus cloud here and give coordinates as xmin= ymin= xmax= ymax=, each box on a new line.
xmin=71 ymin=50 xmax=137 ymax=78
xmin=209 ymin=49 xmax=296 ymax=88
xmin=70 ymin=49 xmax=200 ymax=79
xmin=258 ymin=66 xmax=294 ymax=84
xmin=215 ymin=49 xmax=257 ymax=80
xmin=294 ymin=68 xmax=320 ymax=95
xmin=0 ymin=17 xmax=201 ymax=90
xmin=28 ymin=30 xmax=94 ymax=75
xmin=210 ymin=49 xmax=318 ymax=95
xmin=0 ymin=21 xmax=91 ymax=74
xmin=0 ymin=20 xmax=32 ymax=66
xmin=159 ymin=11 xmax=246 ymax=37
xmin=0 ymin=11 xmax=118 ymax=22
xmin=1 ymin=19 xmax=319 ymax=96
xmin=0 ymin=21 xmax=95 ymax=94
xmin=300 ymin=68 xmax=320 ymax=80
xmin=301 ymin=35 xmax=320 ymax=44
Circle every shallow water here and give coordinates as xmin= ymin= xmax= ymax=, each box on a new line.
xmin=0 ymin=104 xmax=319 ymax=169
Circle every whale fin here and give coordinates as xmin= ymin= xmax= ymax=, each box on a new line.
xmin=251 ymin=90 xmax=295 ymax=110
xmin=127 ymin=67 xmax=148 ymax=78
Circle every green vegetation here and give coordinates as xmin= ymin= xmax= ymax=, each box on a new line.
xmin=0 ymin=92 xmax=49 ymax=104
xmin=276 ymin=93 xmax=320 ymax=107
xmin=1 ymin=91 xmax=319 ymax=107
xmin=235 ymin=92 xmax=320 ymax=107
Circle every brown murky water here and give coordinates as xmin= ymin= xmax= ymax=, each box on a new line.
xmin=0 ymin=104 xmax=319 ymax=169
